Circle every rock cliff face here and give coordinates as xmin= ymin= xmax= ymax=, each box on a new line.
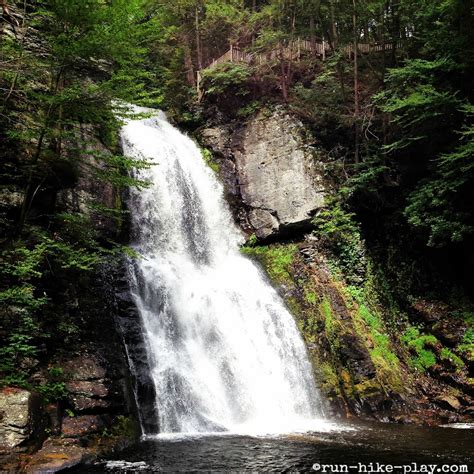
xmin=200 ymin=108 xmax=327 ymax=239
xmin=0 ymin=127 xmax=141 ymax=471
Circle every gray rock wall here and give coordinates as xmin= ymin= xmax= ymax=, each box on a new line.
xmin=200 ymin=107 xmax=327 ymax=239
xmin=0 ymin=389 xmax=42 ymax=452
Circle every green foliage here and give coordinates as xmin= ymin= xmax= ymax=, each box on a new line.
xmin=375 ymin=58 xmax=459 ymax=151
xmin=404 ymin=103 xmax=474 ymax=246
xmin=401 ymin=326 xmax=438 ymax=371
xmin=246 ymin=234 xmax=258 ymax=247
xmin=440 ymin=347 xmax=465 ymax=371
xmin=0 ymin=220 xmax=133 ymax=386
xmin=201 ymin=63 xmax=252 ymax=97
xmin=37 ymin=382 xmax=68 ymax=403
xmin=458 ymin=328 xmax=474 ymax=361
xmin=312 ymin=200 xmax=365 ymax=284
xmin=0 ymin=309 xmax=38 ymax=387
xmin=320 ymin=298 xmax=337 ymax=347
xmin=201 ymin=148 xmax=220 ymax=174
xmin=37 ymin=366 xmax=68 ymax=403
xmin=237 ymin=101 xmax=261 ymax=118
xmin=359 ymin=304 xmax=399 ymax=364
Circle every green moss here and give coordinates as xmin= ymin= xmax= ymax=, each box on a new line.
xmin=201 ymin=148 xmax=220 ymax=174
xmin=440 ymin=347 xmax=465 ymax=371
xmin=342 ymin=285 xmax=402 ymax=389
xmin=320 ymin=298 xmax=336 ymax=343
xmin=305 ymin=290 xmax=318 ymax=305
xmin=241 ymin=244 xmax=298 ymax=285
xmin=458 ymin=327 xmax=474 ymax=361
xmin=353 ymin=379 xmax=383 ymax=398
xmin=319 ymin=362 xmax=341 ymax=397
xmin=401 ymin=326 xmax=438 ymax=371
xmin=358 ymin=303 xmax=401 ymax=385
xmin=286 ymin=296 xmax=303 ymax=320
xmin=246 ymin=233 xmax=258 ymax=246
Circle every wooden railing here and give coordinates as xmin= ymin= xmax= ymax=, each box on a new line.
xmin=200 ymin=38 xmax=403 ymax=73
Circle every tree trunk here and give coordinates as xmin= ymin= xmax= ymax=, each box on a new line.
xmin=310 ymin=15 xmax=316 ymax=53
xmin=330 ymin=0 xmax=338 ymax=49
xmin=353 ymin=0 xmax=360 ymax=163
xmin=390 ymin=0 xmax=399 ymax=66
xmin=195 ymin=3 xmax=203 ymax=70
xmin=1 ymin=0 xmax=10 ymax=16
xmin=280 ymin=46 xmax=288 ymax=101
xmin=183 ymin=34 xmax=196 ymax=86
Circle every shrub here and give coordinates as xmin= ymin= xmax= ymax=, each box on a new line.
xmin=401 ymin=326 xmax=438 ymax=371
xmin=312 ymin=200 xmax=365 ymax=285
xmin=201 ymin=63 xmax=252 ymax=98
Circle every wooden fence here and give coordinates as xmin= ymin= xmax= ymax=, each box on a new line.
xmin=197 ymin=38 xmax=403 ymax=94
xmin=202 ymin=39 xmax=403 ymax=71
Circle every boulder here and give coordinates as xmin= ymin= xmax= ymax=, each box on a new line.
xmin=24 ymin=438 xmax=95 ymax=473
xmin=234 ymin=108 xmax=326 ymax=238
xmin=248 ymin=208 xmax=279 ymax=239
xmin=0 ymin=388 xmax=41 ymax=451
xmin=436 ymin=395 xmax=462 ymax=411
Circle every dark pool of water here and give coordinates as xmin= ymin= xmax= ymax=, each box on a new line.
xmin=67 ymin=421 xmax=473 ymax=473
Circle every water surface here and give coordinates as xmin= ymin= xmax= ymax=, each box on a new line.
xmin=68 ymin=422 xmax=473 ymax=472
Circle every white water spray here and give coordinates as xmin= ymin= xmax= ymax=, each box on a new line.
xmin=121 ymin=108 xmax=326 ymax=435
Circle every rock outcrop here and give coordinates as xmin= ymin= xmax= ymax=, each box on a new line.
xmin=0 ymin=388 xmax=42 ymax=453
xmin=200 ymin=107 xmax=327 ymax=239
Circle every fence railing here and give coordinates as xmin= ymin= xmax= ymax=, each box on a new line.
xmin=200 ymin=38 xmax=403 ymax=73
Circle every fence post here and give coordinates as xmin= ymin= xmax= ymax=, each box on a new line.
xmin=230 ymin=43 xmax=233 ymax=62
xmin=196 ymin=70 xmax=202 ymax=101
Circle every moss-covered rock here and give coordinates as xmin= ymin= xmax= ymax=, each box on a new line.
xmin=241 ymin=237 xmax=473 ymax=424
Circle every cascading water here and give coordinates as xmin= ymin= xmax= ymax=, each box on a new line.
xmin=120 ymin=108 xmax=325 ymax=436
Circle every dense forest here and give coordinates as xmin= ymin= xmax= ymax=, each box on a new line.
xmin=1 ymin=0 xmax=473 ymax=469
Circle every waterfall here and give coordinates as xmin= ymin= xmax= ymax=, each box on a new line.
xmin=120 ymin=108 xmax=325 ymax=436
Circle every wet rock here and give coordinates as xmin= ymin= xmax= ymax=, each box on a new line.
xmin=0 ymin=388 xmax=42 ymax=452
xmin=200 ymin=127 xmax=232 ymax=159
xmin=24 ymin=438 xmax=95 ymax=473
xmin=411 ymin=299 xmax=450 ymax=323
xmin=436 ymin=395 xmax=462 ymax=411
xmin=66 ymin=380 xmax=109 ymax=398
xmin=248 ymin=208 xmax=279 ymax=239
xmin=0 ymin=186 xmax=23 ymax=208
xmin=61 ymin=415 xmax=104 ymax=438
xmin=338 ymin=333 xmax=376 ymax=382
xmin=63 ymin=356 xmax=106 ymax=381
xmin=45 ymin=404 xmax=61 ymax=436
xmin=70 ymin=396 xmax=118 ymax=412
